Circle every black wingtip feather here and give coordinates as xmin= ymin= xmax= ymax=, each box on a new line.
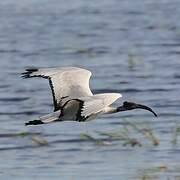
xmin=21 ymin=74 xmax=31 ymax=78
xmin=21 ymin=68 xmax=39 ymax=78
xmin=25 ymin=120 xmax=44 ymax=126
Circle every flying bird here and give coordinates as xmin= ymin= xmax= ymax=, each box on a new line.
xmin=21 ymin=67 xmax=157 ymax=125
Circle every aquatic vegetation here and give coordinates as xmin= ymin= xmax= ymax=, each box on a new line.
xmin=137 ymin=164 xmax=180 ymax=180
xmin=140 ymin=174 xmax=155 ymax=180
xmin=123 ymin=138 xmax=142 ymax=147
xmin=127 ymin=53 xmax=144 ymax=70
xmin=0 ymin=119 xmax=159 ymax=149
xmin=124 ymin=120 xmax=160 ymax=146
xmin=0 ymin=131 xmax=41 ymax=138
xmin=97 ymin=126 xmax=143 ymax=147
xmin=137 ymin=164 xmax=166 ymax=180
xmin=62 ymin=46 xmax=103 ymax=57
xmin=31 ymin=135 xmax=48 ymax=146
xmin=137 ymin=164 xmax=179 ymax=180
xmin=80 ymin=133 xmax=112 ymax=146
xmin=79 ymin=119 xmax=159 ymax=147
xmin=172 ymin=122 xmax=180 ymax=145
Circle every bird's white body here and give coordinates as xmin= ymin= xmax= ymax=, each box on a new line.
xmin=22 ymin=67 xmax=122 ymax=124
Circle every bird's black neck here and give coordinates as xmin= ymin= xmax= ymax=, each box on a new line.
xmin=116 ymin=105 xmax=127 ymax=112
xmin=116 ymin=101 xmax=157 ymax=117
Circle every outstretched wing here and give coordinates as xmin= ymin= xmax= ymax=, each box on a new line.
xmin=22 ymin=67 xmax=93 ymax=111
xmin=80 ymin=93 xmax=122 ymax=119
xmin=62 ymin=93 xmax=122 ymax=121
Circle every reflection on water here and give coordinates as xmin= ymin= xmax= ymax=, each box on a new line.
xmin=0 ymin=0 xmax=180 ymax=179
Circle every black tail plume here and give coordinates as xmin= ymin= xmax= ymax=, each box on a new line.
xmin=25 ymin=120 xmax=44 ymax=126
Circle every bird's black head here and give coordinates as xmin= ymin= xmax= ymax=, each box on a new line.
xmin=117 ymin=101 xmax=157 ymax=117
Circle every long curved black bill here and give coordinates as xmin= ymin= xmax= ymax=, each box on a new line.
xmin=135 ymin=103 xmax=157 ymax=117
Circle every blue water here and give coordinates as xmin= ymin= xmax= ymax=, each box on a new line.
xmin=0 ymin=0 xmax=180 ymax=179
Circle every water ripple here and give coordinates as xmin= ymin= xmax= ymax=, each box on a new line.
xmin=0 ymin=97 xmax=29 ymax=102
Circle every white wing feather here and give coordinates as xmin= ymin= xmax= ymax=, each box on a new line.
xmin=22 ymin=67 xmax=92 ymax=111
xmin=39 ymin=110 xmax=61 ymax=123
xmin=80 ymin=93 xmax=122 ymax=118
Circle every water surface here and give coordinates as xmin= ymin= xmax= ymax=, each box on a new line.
xmin=0 ymin=0 xmax=180 ymax=179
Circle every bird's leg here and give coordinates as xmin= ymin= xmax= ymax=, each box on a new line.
xmin=117 ymin=101 xmax=157 ymax=117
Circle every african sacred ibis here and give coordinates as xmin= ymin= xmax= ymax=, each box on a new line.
xmin=21 ymin=67 xmax=157 ymax=125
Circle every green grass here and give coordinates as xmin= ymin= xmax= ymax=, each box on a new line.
xmin=79 ymin=119 xmax=159 ymax=147
xmin=172 ymin=122 xmax=180 ymax=145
